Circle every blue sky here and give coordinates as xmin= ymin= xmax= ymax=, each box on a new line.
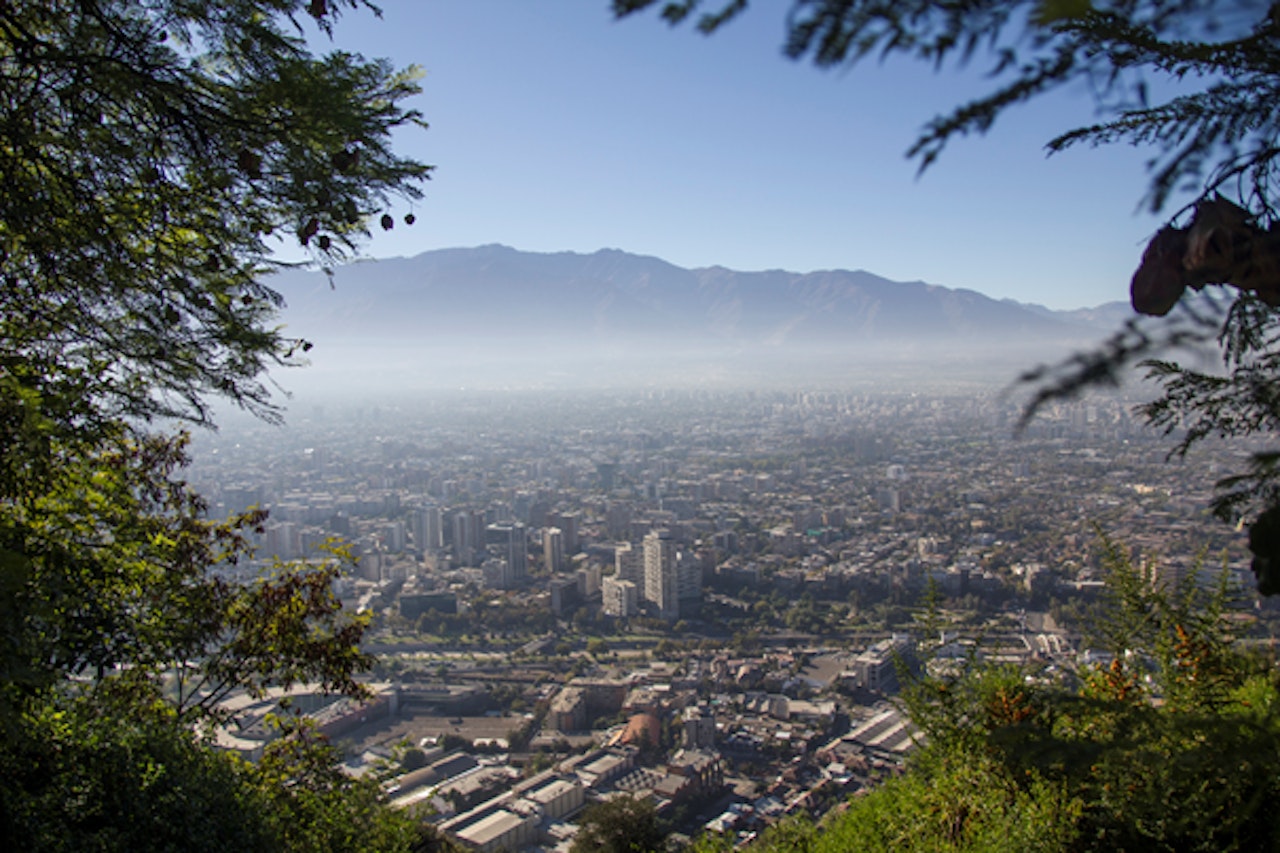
xmin=315 ymin=2 xmax=1174 ymax=311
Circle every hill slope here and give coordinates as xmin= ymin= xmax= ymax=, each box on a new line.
xmin=266 ymin=245 xmax=1131 ymax=394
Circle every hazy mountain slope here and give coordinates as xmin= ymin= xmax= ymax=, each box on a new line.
xmin=265 ymin=245 xmax=1130 ymax=394
xmin=272 ymin=245 xmax=1119 ymax=344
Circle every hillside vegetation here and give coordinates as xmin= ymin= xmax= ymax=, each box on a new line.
xmin=693 ymin=543 xmax=1280 ymax=853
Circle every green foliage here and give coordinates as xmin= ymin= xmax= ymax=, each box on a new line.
xmin=0 ymin=426 xmax=373 ymax=725
xmin=177 ymin=544 xmax=374 ymax=720
xmin=0 ymin=690 xmax=422 ymax=853
xmin=1139 ymin=294 xmax=1280 ymax=525
xmin=723 ymin=772 xmax=1078 ymax=853
xmin=784 ymin=540 xmax=1280 ymax=852
xmin=572 ymin=795 xmax=669 ymax=853
xmin=1 ymin=690 xmax=265 ymax=852
xmin=401 ymin=746 xmax=429 ymax=771
xmin=0 ymin=0 xmax=427 ymax=712
xmin=0 ymin=0 xmax=430 ymax=428
xmin=0 ymin=1 xmax=430 ymax=849
xmin=253 ymin=717 xmax=421 ymax=853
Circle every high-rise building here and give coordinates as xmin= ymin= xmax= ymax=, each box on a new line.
xmin=605 ymin=501 xmax=632 ymax=538
xmin=263 ymin=520 xmax=299 ymax=560
xmin=551 ymin=511 xmax=580 ymax=555
xmin=549 ymin=576 xmax=582 ymax=616
xmin=378 ymin=519 xmax=406 ymax=554
xmin=482 ymin=557 xmax=516 ymax=590
xmin=712 ymin=529 xmax=738 ymax=554
xmin=602 ymin=576 xmax=639 ymax=617
xmin=544 ymin=526 xmax=564 ymax=573
xmin=327 ymin=511 xmax=352 ymax=539
xmin=409 ymin=504 xmax=443 ymax=554
xmin=596 ymin=462 xmax=618 ymax=492
xmin=451 ymin=509 xmax=484 ymax=567
xmin=485 ymin=522 xmax=527 ymax=584
xmin=877 ymin=487 xmax=901 ymax=513
xmin=355 ymin=548 xmax=383 ymax=582
xmin=677 ymin=554 xmax=702 ymax=617
xmin=643 ymin=529 xmax=679 ymax=620
xmin=577 ymin=565 xmax=602 ymax=598
xmin=615 ymin=541 xmax=645 ymax=584
xmin=513 ymin=490 xmax=535 ymax=523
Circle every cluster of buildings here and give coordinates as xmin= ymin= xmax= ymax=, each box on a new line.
xmin=602 ymin=529 xmax=702 ymax=620
xmin=220 ymin=631 xmax=935 ymax=849
xmin=333 ymin=634 xmax=929 ymax=849
xmin=186 ymin=385 xmax=1262 ymax=849
xmin=361 ymin=646 xmax=913 ymax=851
xmin=417 ymin=747 xmax=723 ymax=852
xmin=191 ymin=386 xmax=1250 ymax=636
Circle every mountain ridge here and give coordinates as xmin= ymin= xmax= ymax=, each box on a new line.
xmin=265 ymin=245 xmax=1133 ymax=393
xmin=272 ymin=244 xmax=1128 ymax=344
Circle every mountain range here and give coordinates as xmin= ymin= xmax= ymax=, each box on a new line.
xmin=266 ymin=245 xmax=1134 ymax=394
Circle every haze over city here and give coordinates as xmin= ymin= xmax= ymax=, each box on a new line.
xmin=203 ymin=0 xmax=1217 ymax=410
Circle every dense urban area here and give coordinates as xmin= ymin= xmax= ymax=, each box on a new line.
xmin=186 ymin=385 xmax=1268 ymax=852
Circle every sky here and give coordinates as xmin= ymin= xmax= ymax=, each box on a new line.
xmin=308 ymin=1 xmax=1176 ymax=311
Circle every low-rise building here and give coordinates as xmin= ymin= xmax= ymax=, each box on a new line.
xmin=548 ymin=686 xmax=587 ymax=733
xmin=602 ymin=575 xmax=639 ymax=617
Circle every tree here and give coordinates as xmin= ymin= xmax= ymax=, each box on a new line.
xmin=1 ymin=691 xmax=425 ymax=853
xmin=0 ymin=1 xmax=429 ymax=848
xmin=401 ymin=746 xmax=429 ymax=771
xmin=612 ymin=0 xmax=1280 ymax=594
xmin=1 ymin=0 xmax=427 ymax=692
xmin=724 ymin=543 xmax=1280 ymax=852
xmin=571 ymin=795 xmax=668 ymax=853
xmin=2 ymin=0 xmax=429 ymax=430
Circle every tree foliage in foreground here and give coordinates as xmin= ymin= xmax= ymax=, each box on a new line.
xmin=698 ymin=543 xmax=1280 ymax=853
xmin=572 ymin=794 xmax=670 ymax=853
xmin=614 ymin=0 xmax=1280 ymax=595
xmin=2 ymin=693 xmax=425 ymax=853
xmin=0 ymin=1 xmax=430 ymax=849
xmin=2 ymin=0 xmax=430 ymax=427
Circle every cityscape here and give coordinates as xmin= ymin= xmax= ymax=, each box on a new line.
xmin=11 ymin=3 xmax=1280 ymax=851
xmin=185 ymin=382 xmax=1265 ymax=851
